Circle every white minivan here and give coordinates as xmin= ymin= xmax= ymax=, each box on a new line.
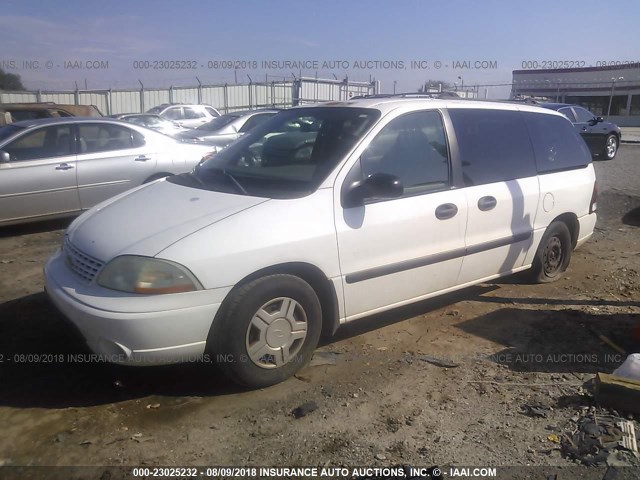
xmin=44 ymin=97 xmax=598 ymax=387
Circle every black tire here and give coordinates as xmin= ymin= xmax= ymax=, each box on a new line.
xmin=530 ymin=221 xmax=572 ymax=283
xmin=602 ymin=134 xmax=618 ymax=160
xmin=209 ymin=274 xmax=322 ymax=388
xmin=143 ymin=173 xmax=172 ymax=184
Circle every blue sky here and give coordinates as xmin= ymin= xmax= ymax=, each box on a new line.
xmin=1 ymin=0 xmax=639 ymax=97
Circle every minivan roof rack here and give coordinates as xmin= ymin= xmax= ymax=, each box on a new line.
xmin=350 ymin=91 xmax=460 ymax=100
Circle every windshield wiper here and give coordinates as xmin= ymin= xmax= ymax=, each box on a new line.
xmin=205 ymin=168 xmax=248 ymax=195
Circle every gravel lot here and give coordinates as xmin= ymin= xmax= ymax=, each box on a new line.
xmin=0 ymin=146 xmax=639 ymax=479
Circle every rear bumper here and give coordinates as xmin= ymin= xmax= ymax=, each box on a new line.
xmin=44 ymin=250 xmax=228 ymax=365
xmin=576 ymin=212 xmax=597 ymax=249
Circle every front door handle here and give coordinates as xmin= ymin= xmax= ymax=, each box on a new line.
xmin=135 ymin=155 xmax=150 ymax=162
xmin=478 ymin=196 xmax=497 ymax=211
xmin=55 ymin=163 xmax=74 ymax=171
xmin=435 ymin=203 xmax=458 ymax=220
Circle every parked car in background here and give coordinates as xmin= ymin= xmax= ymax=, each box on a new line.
xmin=0 ymin=117 xmax=216 ymax=226
xmin=108 ymin=113 xmax=190 ymax=138
xmin=146 ymin=104 xmax=221 ymax=129
xmin=179 ymin=109 xmax=281 ymax=147
xmin=44 ymin=98 xmax=597 ymax=388
xmin=0 ymin=103 xmax=103 ymax=126
xmin=540 ymin=103 xmax=621 ymax=160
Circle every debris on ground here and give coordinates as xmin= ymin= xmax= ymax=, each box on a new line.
xmin=613 ymin=353 xmax=640 ymax=381
xmin=291 ymin=401 xmax=318 ymax=419
xmin=413 ymin=355 xmax=459 ymax=368
xmin=595 ymin=372 xmax=640 ymax=414
xmin=522 ymin=403 xmax=552 ymax=418
xmin=560 ymin=412 xmax=640 ymax=466
xmin=588 ymin=327 xmax=627 ymax=355
xmin=309 ymin=351 xmax=341 ymax=367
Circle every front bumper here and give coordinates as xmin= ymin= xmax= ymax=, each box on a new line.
xmin=44 ymin=250 xmax=228 ymax=365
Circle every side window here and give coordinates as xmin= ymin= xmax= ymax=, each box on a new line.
xmin=205 ymin=107 xmax=219 ymax=117
xmin=448 ymin=109 xmax=536 ymax=186
xmin=361 ymin=110 xmax=450 ymax=196
xmin=132 ymin=130 xmax=146 ymax=148
xmin=558 ymin=107 xmax=577 ymax=123
xmin=10 ymin=111 xmax=46 ymax=121
xmin=163 ymin=107 xmax=183 ymax=121
xmin=238 ymin=113 xmax=276 ymax=133
xmin=574 ymin=107 xmax=595 ymax=123
xmin=524 ymin=112 xmax=592 ymax=172
xmin=184 ymin=107 xmax=205 ymax=119
xmin=3 ymin=125 xmax=73 ymax=161
xmin=78 ymin=124 xmax=135 ymax=153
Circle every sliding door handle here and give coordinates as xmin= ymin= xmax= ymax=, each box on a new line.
xmin=435 ymin=203 xmax=458 ymax=220
xmin=478 ymin=196 xmax=497 ymax=211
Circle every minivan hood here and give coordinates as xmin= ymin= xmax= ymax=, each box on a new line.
xmin=67 ymin=180 xmax=268 ymax=261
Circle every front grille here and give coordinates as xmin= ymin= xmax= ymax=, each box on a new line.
xmin=63 ymin=237 xmax=104 ymax=282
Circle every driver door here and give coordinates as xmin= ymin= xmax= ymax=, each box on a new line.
xmin=334 ymin=110 xmax=467 ymax=320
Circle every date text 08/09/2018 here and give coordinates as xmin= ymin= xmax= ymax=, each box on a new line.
xmin=128 ymin=59 xmax=498 ymax=70
xmin=130 ymin=466 xmax=498 ymax=478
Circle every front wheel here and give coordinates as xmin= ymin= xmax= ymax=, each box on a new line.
xmin=530 ymin=221 xmax=572 ymax=283
xmin=602 ymin=134 xmax=618 ymax=160
xmin=210 ymin=274 xmax=322 ymax=388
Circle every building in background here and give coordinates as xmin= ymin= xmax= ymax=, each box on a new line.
xmin=511 ymin=63 xmax=640 ymax=126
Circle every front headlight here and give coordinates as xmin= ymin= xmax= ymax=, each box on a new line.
xmin=97 ymin=256 xmax=203 ymax=294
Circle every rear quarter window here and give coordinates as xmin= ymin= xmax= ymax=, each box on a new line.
xmin=523 ymin=112 xmax=591 ymax=173
xmin=448 ymin=108 xmax=536 ymax=186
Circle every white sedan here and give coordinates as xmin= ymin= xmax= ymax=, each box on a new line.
xmin=0 ymin=117 xmax=217 ymax=226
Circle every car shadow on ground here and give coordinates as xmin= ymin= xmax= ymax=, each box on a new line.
xmin=622 ymin=206 xmax=640 ymax=227
xmin=2 ymin=285 xmax=638 ymax=409
xmin=0 ymin=293 xmax=244 ymax=409
xmin=456 ymin=307 xmax=640 ymax=374
xmin=1 ymin=287 xmax=492 ymax=409
xmin=0 ymin=218 xmax=71 ymax=238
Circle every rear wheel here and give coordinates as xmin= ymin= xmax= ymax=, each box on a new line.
xmin=602 ymin=134 xmax=618 ymax=160
xmin=210 ymin=274 xmax=322 ymax=388
xmin=530 ymin=221 xmax=572 ymax=283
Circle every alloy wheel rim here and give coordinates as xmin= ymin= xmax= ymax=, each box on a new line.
xmin=245 ymin=297 xmax=308 ymax=369
xmin=606 ymin=137 xmax=617 ymax=158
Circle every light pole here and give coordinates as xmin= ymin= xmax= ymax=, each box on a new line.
xmin=393 ymin=80 xmax=397 ymax=94
xmin=607 ymin=76 xmax=624 ymax=118
xmin=543 ymin=79 xmax=550 ymax=100
xmin=457 ymin=76 xmax=464 ymax=96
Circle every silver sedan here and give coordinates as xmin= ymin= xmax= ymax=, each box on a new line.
xmin=179 ymin=109 xmax=280 ymax=148
xmin=0 ymin=117 xmax=216 ymax=226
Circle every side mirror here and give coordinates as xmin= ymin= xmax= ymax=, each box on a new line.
xmin=595 ymin=116 xmax=604 ymax=123
xmin=0 ymin=150 xmax=10 ymax=163
xmin=343 ymin=172 xmax=403 ymax=208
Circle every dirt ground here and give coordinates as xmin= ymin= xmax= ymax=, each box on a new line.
xmin=0 ymin=146 xmax=639 ymax=478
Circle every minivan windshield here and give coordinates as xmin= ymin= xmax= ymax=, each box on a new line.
xmin=169 ymin=107 xmax=380 ymax=198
